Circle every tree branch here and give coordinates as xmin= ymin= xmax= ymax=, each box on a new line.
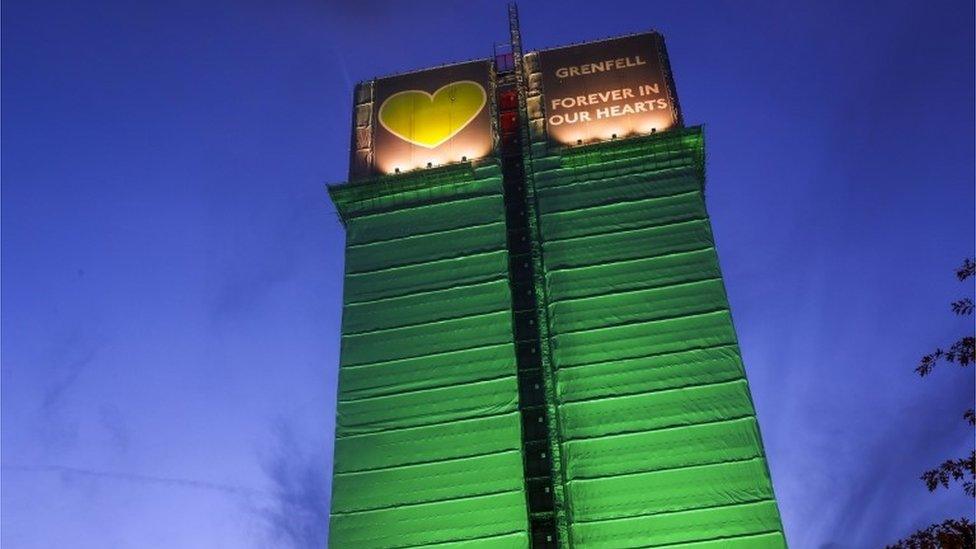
xmin=953 ymin=298 xmax=974 ymax=316
xmin=957 ymin=258 xmax=975 ymax=282
xmin=917 ymin=336 xmax=976 ymax=376
xmin=887 ymin=517 xmax=976 ymax=549
xmin=920 ymin=450 xmax=976 ymax=498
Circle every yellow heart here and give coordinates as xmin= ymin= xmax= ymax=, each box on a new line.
xmin=378 ymin=81 xmax=487 ymax=149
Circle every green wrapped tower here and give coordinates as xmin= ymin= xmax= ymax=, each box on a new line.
xmin=327 ymin=9 xmax=785 ymax=548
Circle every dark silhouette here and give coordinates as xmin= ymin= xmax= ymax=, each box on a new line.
xmin=889 ymin=518 xmax=975 ymax=549
xmin=888 ymin=259 xmax=975 ymax=549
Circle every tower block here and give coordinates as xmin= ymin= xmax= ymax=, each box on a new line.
xmin=326 ymin=12 xmax=785 ymax=548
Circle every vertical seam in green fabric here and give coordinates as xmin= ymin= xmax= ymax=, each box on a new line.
xmin=523 ymin=143 xmax=573 ymax=548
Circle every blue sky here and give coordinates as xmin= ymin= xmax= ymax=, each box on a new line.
xmin=2 ymin=1 xmax=973 ymax=547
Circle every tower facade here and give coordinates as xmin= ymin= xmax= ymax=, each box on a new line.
xmin=327 ymin=11 xmax=785 ymax=548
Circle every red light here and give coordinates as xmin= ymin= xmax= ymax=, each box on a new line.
xmin=500 ymin=111 xmax=518 ymax=132
xmin=499 ymin=91 xmax=518 ymax=111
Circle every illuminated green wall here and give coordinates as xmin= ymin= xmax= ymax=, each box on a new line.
xmin=328 ymin=127 xmax=785 ymax=548
xmin=329 ymin=164 xmax=530 ymax=547
xmin=531 ymin=127 xmax=785 ymax=547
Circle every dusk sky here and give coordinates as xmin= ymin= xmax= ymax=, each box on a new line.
xmin=2 ymin=1 xmax=974 ymax=547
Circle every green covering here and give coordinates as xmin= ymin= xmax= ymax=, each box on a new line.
xmin=326 ymin=127 xmax=785 ymax=548
xmin=329 ymin=163 xmax=530 ymax=548
xmin=531 ymin=127 xmax=785 ymax=547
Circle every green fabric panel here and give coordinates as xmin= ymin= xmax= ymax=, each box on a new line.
xmin=559 ymin=380 xmax=756 ymax=440
xmin=569 ymin=501 xmax=784 ymax=549
xmin=533 ymin=141 xmax=700 ymax=189
xmin=563 ymin=417 xmax=764 ymax=480
xmin=329 ymin=490 xmax=527 ymax=549
xmin=533 ymin=152 xmax=692 ymax=187
xmin=330 ymin=163 xmax=527 ymax=548
xmin=542 ymin=219 xmax=714 ymax=270
xmin=552 ymin=310 xmax=738 ymax=368
xmin=342 ymin=279 xmax=510 ymax=333
xmin=569 ymin=458 xmax=774 ymax=522
xmin=338 ymin=344 xmax=514 ymax=401
xmin=674 ymin=532 xmax=787 ymax=549
xmin=536 ymin=172 xmax=700 ymax=216
xmin=540 ymin=191 xmax=705 ymax=240
xmin=345 ymin=221 xmax=507 ymax=274
xmin=534 ymin=155 xmax=697 ymax=191
xmin=344 ymin=250 xmax=508 ymax=302
xmin=558 ymin=129 xmax=703 ymax=168
xmin=340 ymin=311 xmax=512 ymax=367
xmin=430 ymin=532 xmax=530 ymax=548
xmin=546 ymin=248 xmax=720 ymax=302
xmin=330 ymin=163 xmax=504 ymax=220
xmin=337 ymin=376 xmax=519 ymax=436
xmin=331 ymin=450 xmax=524 ymax=513
xmin=530 ymin=128 xmax=784 ymax=545
xmin=333 ymin=412 xmax=521 ymax=474
xmin=549 ymin=278 xmax=728 ymax=335
xmin=346 ymin=194 xmax=505 ymax=245
xmin=556 ymin=345 xmax=746 ymax=403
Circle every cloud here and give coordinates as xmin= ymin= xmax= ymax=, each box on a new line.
xmin=34 ymin=333 xmax=105 ymax=453
xmin=807 ymin=378 xmax=974 ymax=548
xmin=97 ymin=403 xmax=130 ymax=452
xmin=40 ymin=347 xmax=98 ymax=413
xmin=208 ymin=199 xmax=320 ymax=322
xmin=1 ymin=464 xmax=268 ymax=500
xmin=257 ymin=420 xmax=330 ymax=549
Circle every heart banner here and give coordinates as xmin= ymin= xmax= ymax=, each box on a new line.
xmin=378 ymin=81 xmax=487 ymax=149
xmin=367 ymin=60 xmax=493 ymax=177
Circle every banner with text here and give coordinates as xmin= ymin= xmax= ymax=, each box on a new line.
xmin=538 ymin=33 xmax=680 ymax=147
